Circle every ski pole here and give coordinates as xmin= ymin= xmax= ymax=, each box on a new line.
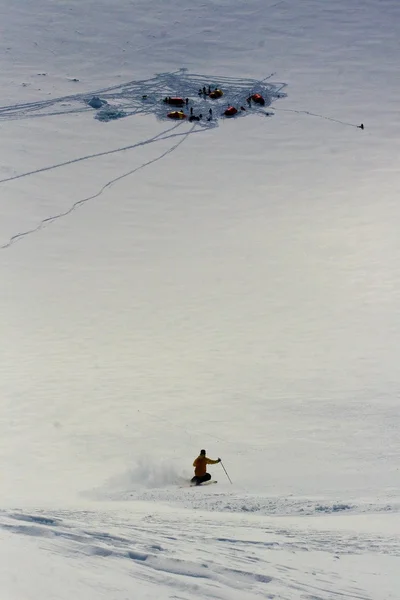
xmin=220 ymin=460 xmax=232 ymax=484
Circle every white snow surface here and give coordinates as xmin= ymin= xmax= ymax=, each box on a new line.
xmin=1 ymin=0 xmax=400 ymax=598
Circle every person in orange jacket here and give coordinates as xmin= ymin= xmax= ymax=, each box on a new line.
xmin=191 ymin=449 xmax=221 ymax=485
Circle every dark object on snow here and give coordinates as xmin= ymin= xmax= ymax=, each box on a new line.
xmin=167 ymin=110 xmax=186 ymax=120
xmin=224 ymin=106 xmax=238 ymax=117
xmin=191 ymin=473 xmax=212 ymax=485
xmin=164 ymin=97 xmax=185 ymax=107
xmin=249 ymin=93 xmax=265 ymax=106
xmin=189 ymin=113 xmax=202 ymax=122
xmin=191 ymin=451 xmax=220 ymax=485
xmin=358 ymin=123 xmax=364 ymax=130
xmin=209 ymin=88 xmax=223 ymax=99
xmin=240 ymin=106 xmax=246 ymax=111
xmin=88 ymin=96 xmax=106 ymax=109
xmin=185 ymin=98 xmax=189 ymax=106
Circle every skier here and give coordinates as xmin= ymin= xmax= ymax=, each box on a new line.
xmin=191 ymin=449 xmax=220 ymax=485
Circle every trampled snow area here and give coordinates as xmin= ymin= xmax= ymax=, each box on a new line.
xmin=1 ymin=0 xmax=400 ymax=598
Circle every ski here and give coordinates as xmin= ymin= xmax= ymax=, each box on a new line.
xmin=179 ymin=480 xmax=218 ymax=489
xmin=190 ymin=480 xmax=217 ymax=487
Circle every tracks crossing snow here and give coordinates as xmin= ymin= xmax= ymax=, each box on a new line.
xmin=0 ymin=507 xmax=398 ymax=600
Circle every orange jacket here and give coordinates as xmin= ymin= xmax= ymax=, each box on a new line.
xmin=193 ymin=455 xmax=219 ymax=477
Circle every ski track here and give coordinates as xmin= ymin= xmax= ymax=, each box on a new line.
xmin=268 ymin=106 xmax=364 ymax=129
xmin=1 ymin=507 xmax=395 ymax=600
xmin=0 ymin=69 xmax=362 ymax=130
xmin=0 ymin=123 xmax=198 ymax=249
xmin=0 ymin=121 xmax=187 ymax=186
xmin=103 ymin=485 xmax=400 ymax=520
xmin=0 ymin=70 xmax=285 ymax=124
xmin=0 ymin=70 xmax=285 ymax=249
xmin=0 ymin=69 xmax=362 ymax=250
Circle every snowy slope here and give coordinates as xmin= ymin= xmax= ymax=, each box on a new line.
xmin=1 ymin=506 xmax=400 ymax=600
xmin=1 ymin=0 xmax=400 ymax=598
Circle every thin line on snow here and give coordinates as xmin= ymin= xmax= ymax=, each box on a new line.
xmin=0 ymin=122 xmax=187 ymax=186
xmin=270 ymin=105 xmax=363 ymax=128
xmin=0 ymin=124 xmax=197 ymax=249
